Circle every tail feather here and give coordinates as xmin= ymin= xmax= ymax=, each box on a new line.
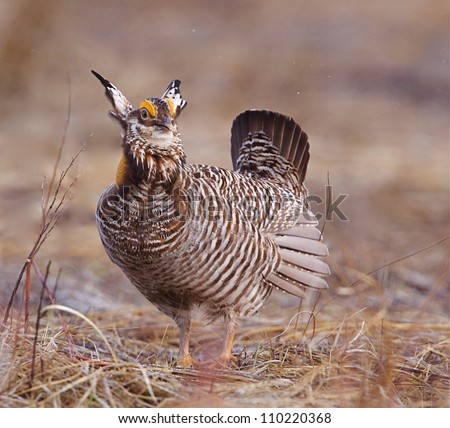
xmin=266 ymin=273 xmax=307 ymax=299
xmin=281 ymin=225 xmax=322 ymax=240
xmin=279 ymin=248 xmax=330 ymax=276
xmin=267 ymin=220 xmax=329 ymax=297
xmin=230 ymin=109 xmax=330 ymax=298
xmin=276 ymin=263 xmax=328 ymax=290
xmin=230 ymin=110 xmax=310 ymax=183
xmin=275 ymin=235 xmax=329 ymax=257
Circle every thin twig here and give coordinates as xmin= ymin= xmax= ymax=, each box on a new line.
xmin=31 ymin=260 xmax=75 ymax=352
xmin=320 ymin=171 xmax=332 ymax=238
xmin=2 ymin=70 xmax=81 ymax=325
xmin=30 ymin=261 xmax=51 ymax=386
xmin=348 ymin=237 xmax=450 ymax=288
xmin=2 ymin=148 xmax=83 ymax=324
xmin=314 ymin=236 xmax=450 ymax=318
xmin=40 ymin=305 xmax=119 ymax=364
xmin=42 ymin=71 xmax=72 ymax=216
xmin=52 ymin=267 xmax=63 ymax=299
xmin=24 ymin=260 xmax=32 ymax=332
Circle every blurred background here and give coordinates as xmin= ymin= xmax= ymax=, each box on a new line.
xmin=0 ymin=0 xmax=448 ymax=322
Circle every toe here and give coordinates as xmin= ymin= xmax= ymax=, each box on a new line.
xmin=176 ymin=354 xmax=196 ymax=368
xmin=208 ymin=353 xmax=238 ymax=369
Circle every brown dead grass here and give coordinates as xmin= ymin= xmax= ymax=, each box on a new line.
xmin=1 ymin=298 xmax=448 ymax=408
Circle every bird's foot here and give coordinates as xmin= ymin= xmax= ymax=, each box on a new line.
xmin=176 ymin=354 xmax=199 ymax=368
xmin=207 ymin=353 xmax=238 ymax=369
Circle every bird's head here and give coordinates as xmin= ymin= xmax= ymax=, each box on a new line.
xmin=92 ymin=70 xmax=187 ymax=187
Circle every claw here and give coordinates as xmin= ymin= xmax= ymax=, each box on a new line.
xmin=206 ymin=353 xmax=238 ymax=369
xmin=176 ymin=354 xmax=199 ymax=368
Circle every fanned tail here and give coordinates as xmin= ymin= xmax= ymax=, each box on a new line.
xmin=231 ymin=109 xmax=329 ymax=298
xmin=230 ymin=109 xmax=310 ymax=183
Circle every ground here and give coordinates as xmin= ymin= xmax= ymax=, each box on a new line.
xmin=0 ymin=0 xmax=448 ymax=408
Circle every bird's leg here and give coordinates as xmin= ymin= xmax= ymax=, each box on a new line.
xmin=217 ymin=314 xmax=238 ymax=366
xmin=175 ymin=312 xmax=194 ymax=367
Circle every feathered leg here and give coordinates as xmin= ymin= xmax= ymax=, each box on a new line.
xmin=175 ymin=311 xmax=194 ymax=367
xmin=217 ymin=313 xmax=238 ymax=366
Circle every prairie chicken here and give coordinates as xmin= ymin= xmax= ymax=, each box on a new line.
xmin=92 ymin=71 xmax=329 ymax=367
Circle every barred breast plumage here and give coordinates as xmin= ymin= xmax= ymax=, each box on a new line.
xmin=92 ymin=71 xmax=329 ymax=367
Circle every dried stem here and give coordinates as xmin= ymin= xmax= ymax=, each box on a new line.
xmin=30 ymin=261 xmax=52 ymax=386
xmin=31 ymin=260 xmax=76 ymax=352
xmin=2 ymin=71 xmax=83 ymax=326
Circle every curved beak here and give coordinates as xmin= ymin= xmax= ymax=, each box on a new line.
xmin=153 ymin=115 xmax=174 ymax=132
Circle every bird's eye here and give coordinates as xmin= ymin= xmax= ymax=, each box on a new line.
xmin=139 ymin=100 xmax=156 ymax=120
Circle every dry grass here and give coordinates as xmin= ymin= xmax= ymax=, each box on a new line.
xmin=1 ymin=301 xmax=448 ymax=408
